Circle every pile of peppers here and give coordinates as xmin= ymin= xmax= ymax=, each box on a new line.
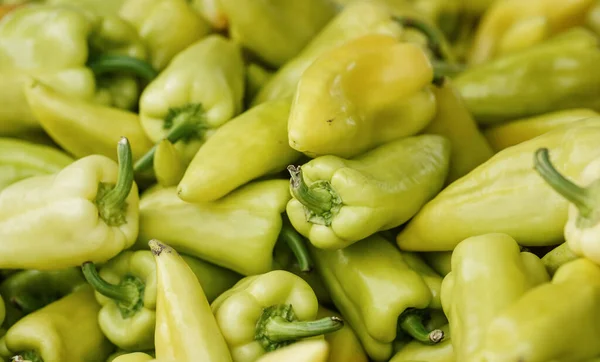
xmin=1 ymin=0 xmax=600 ymax=361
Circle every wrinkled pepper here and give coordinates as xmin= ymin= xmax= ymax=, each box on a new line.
xmin=484 ymin=108 xmax=599 ymax=151
xmin=138 ymin=180 xmax=290 ymax=276
xmin=0 ymin=138 xmax=73 ymax=192
xmin=135 ymin=35 xmax=245 ymax=169
xmin=150 ymin=240 xmax=232 ymax=362
xmin=311 ymin=234 xmax=444 ymax=361
xmin=535 ymin=148 xmax=600 ymax=265
xmin=468 ymin=0 xmax=594 ymax=65
xmin=421 ymin=252 xmax=452 ymax=277
xmin=396 ymin=118 xmax=600 ymax=251
xmin=288 ymin=34 xmax=436 ymax=158
xmin=476 ymin=258 xmax=600 ymax=361
xmin=0 ymin=137 xmax=139 ymax=269
xmin=119 ymin=0 xmax=211 ymax=71
xmin=390 ymin=324 xmax=453 ymax=362
xmin=24 ymin=80 xmax=153 ymax=162
xmin=256 ymin=340 xmax=330 ymax=362
xmin=541 ymin=242 xmax=580 ymax=276
xmin=211 ymin=270 xmax=344 ymax=362
xmin=317 ymin=306 xmax=368 ymax=362
xmin=440 ymin=233 xmax=549 ymax=362
xmin=81 ymin=250 xmax=240 ymax=350
xmin=177 ymin=99 xmax=301 ymax=203
xmin=455 ymin=28 xmax=600 ymax=125
xmin=287 ymin=135 xmax=450 ymax=249
xmin=0 ymin=286 xmax=113 ymax=362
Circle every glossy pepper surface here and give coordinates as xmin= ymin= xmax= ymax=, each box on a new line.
xmin=317 ymin=306 xmax=368 ymax=362
xmin=288 ymin=34 xmax=436 ymax=158
xmin=287 ymin=135 xmax=449 ymax=249
xmin=112 ymin=352 xmax=154 ymax=362
xmin=397 ymin=119 xmax=600 ymax=251
xmin=177 ymin=99 xmax=301 ymax=203
xmin=150 ymin=240 xmax=232 ymax=362
xmin=138 ymin=180 xmax=290 ymax=276
xmin=152 ymin=140 xmax=185 ymax=187
xmin=0 ymin=138 xmax=139 ymax=269
xmin=211 ymin=270 xmax=344 ymax=362
xmin=440 ymin=233 xmax=549 ymax=362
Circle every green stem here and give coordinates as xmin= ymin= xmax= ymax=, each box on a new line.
xmin=279 ymin=217 xmax=313 ymax=272
xmin=88 ymin=54 xmax=158 ymax=81
xmin=264 ymin=316 xmax=344 ymax=342
xmin=13 ymin=350 xmax=43 ymax=362
xmin=287 ymin=165 xmax=333 ymax=215
xmin=392 ymin=16 xmax=454 ymax=62
xmin=399 ymin=311 xmax=444 ymax=344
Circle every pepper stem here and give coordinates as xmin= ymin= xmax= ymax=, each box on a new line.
xmin=81 ymin=262 xmax=145 ymax=319
xmin=392 ymin=16 xmax=454 ymax=62
xmin=88 ymin=54 xmax=158 ymax=82
xmin=12 ymin=351 xmax=43 ymax=362
xmin=279 ymin=216 xmax=313 ymax=272
xmin=398 ymin=310 xmax=444 ymax=344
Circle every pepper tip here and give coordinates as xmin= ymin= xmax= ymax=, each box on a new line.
xmin=428 ymin=329 xmax=444 ymax=343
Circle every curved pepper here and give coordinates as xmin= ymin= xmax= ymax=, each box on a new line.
xmin=150 ymin=240 xmax=232 ymax=362
xmin=288 ymin=34 xmax=436 ymax=158
xmin=0 ymin=286 xmax=113 ymax=362
xmin=455 ymin=28 xmax=600 ymax=125
xmin=396 ymin=118 xmax=600 ymax=251
xmin=316 ymin=306 xmax=368 ymax=362
xmin=541 ymin=242 xmax=580 ymax=276
xmin=535 ymin=148 xmax=600 ymax=265
xmin=211 ymin=270 xmax=344 ymax=362
xmin=138 ymin=180 xmax=290 ymax=276
xmin=484 ymin=108 xmax=599 ymax=151
xmin=287 ymin=135 xmax=450 ymax=249
xmin=440 ymin=233 xmax=548 ymax=362
xmin=81 ymin=250 xmax=240 ymax=351
xmin=256 ymin=340 xmax=330 ymax=362
xmin=177 ymin=99 xmax=301 ymax=203
xmin=0 ymin=138 xmax=73 ymax=192
xmin=0 ymin=137 xmax=139 ymax=269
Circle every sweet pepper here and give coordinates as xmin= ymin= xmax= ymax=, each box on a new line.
xmin=422 ymin=252 xmax=452 ymax=277
xmin=316 ymin=306 xmax=368 ymax=362
xmin=112 ymin=352 xmax=155 ymax=362
xmin=255 ymin=340 xmax=330 ymax=362
xmin=189 ymin=0 xmax=227 ymax=30
xmin=152 ymin=140 xmax=185 ymax=187
xmin=390 ymin=324 xmax=453 ymax=362
xmin=541 ymin=242 xmax=580 ymax=276
xmin=287 ymin=135 xmax=450 ymax=249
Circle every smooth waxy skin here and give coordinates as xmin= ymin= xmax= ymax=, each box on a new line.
xmin=112 ymin=352 xmax=154 ymax=362
xmin=317 ymin=306 xmax=368 ymax=362
xmin=397 ymin=119 xmax=600 ymax=251
xmin=153 ymin=140 xmax=185 ymax=187
xmin=255 ymin=340 xmax=329 ymax=362
xmin=189 ymin=0 xmax=227 ymax=29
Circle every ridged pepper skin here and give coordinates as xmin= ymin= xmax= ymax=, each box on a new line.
xmin=252 ymin=1 xmax=403 ymax=105
xmin=397 ymin=119 xmax=600 ymax=251
xmin=440 ymin=233 xmax=548 ymax=362
xmin=219 ymin=0 xmax=337 ymax=68
xmin=288 ymin=34 xmax=435 ymax=158
xmin=476 ymin=259 xmax=600 ymax=362
xmin=119 ymin=0 xmax=211 ymax=71
xmin=150 ymin=240 xmax=232 ymax=362
xmin=177 ymin=99 xmax=301 ymax=203
xmin=287 ymin=135 xmax=450 ymax=249
xmin=541 ymin=242 xmax=580 ymax=276
xmin=112 ymin=352 xmax=154 ymax=362
xmin=0 ymin=138 xmax=139 ymax=269
xmin=468 ymin=0 xmax=594 ymax=65
xmin=138 ymin=180 xmax=290 ymax=276
xmin=255 ymin=340 xmax=330 ymax=362
xmin=484 ymin=108 xmax=599 ymax=151
xmin=137 ymin=35 xmax=245 ymax=167
xmin=82 ymin=250 xmax=240 ymax=351
xmin=0 ymin=138 xmax=73 ymax=192
xmin=455 ymin=28 xmax=600 ymax=125
xmin=0 ymin=286 xmax=113 ymax=362
xmin=211 ymin=270 xmax=343 ymax=362
xmin=317 ymin=306 xmax=368 ymax=362
xmin=390 ymin=324 xmax=453 ymax=362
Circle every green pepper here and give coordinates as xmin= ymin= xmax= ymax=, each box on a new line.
xmin=390 ymin=324 xmax=453 ymax=362
xmin=455 ymin=28 xmax=600 ymax=125
xmin=317 ymin=306 xmax=368 ymax=362
xmin=396 ymin=118 xmax=600 ymax=251
xmin=81 ymin=250 xmax=240 ymax=351
xmin=111 ymin=352 xmax=154 ymax=362
xmin=476 ymin=258 xmax=600 ymax=361
xmin=421 ymin=252 xmax=452 ymax=277
xmin=211 ymin=270 xmax=344 ymax=362
xmin=311 ymin=234 xmax=444 ymax=361
xmin=0 ymin=286 xmax=113 ymax=362
xmin=152 ymin=140 xmax=185 ymax=187
xmin=440 ymin=233 xmax=549 ymax=362
xmin=287 ymin=135 xmax=450 ymax=250
xmin=138 ymin=180 xmax=291 ymax=276
xmin=245 ymin=63 xmax=273 ymax=107
xmin=255 ymin=340 xmax=330 ymax=362
xmin=119 ymin=0 xmax=211 ymax=71
xmin=541 ymin=242 xmax=580 ymax=276
xmin=188 ymin=0 xmax=227 ymax=30
xmin=134 ymin=35 xmax=245 ymax=170
xmin=0 ymin=138 xmax=73 ymax=193
xmin=177 ymin=98 xmax=301 ymax=203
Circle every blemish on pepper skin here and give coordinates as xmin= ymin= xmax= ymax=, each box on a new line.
xmin=326 ymin=119 xmax=333 ymax=124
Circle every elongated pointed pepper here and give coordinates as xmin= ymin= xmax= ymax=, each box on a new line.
xmin=287 ymin=135 xmax=450 ymax=249
xmin=476 ymin=258 xmax=600 ymax=361
xmin=541 ymin=242 xmax=580 ymax=276
xmin=177 ymin=98 xmax=302 ymax=203
xmin=81 ymin=250 xmax=240 ymax=350
xmin=310 ymin=234 xmax=444 ymax=361
xmin=440 ymin=233 xmax=548 ymax=362
xmin=0 ymin=138 xmax=73 ymax=192
xmin=134 ymin=35 xmax=245 ymax=170
xmin=152 ymin=140 xmax=185 ymax=187
xmin=256 ymin=340 xmax=330 ymax=362
xmin=317 ymin=306 xmax=368 ymax=362
xmin=535 ymin=148 xmax=600 ymax=265
xmin=211 ymin=270 xmax=344 ymax=362
xmin=138 ymin=179 xmax=290 ymax=276
xmin=150 ymin=240 xmax=232 ymax=362
xmin=0 ymin=286 xmax=113 ymax=362
xmin=396 ymin=118 xmax=600 ymax=251
xmin=0 ymin=137 xmax=139 ymax=269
